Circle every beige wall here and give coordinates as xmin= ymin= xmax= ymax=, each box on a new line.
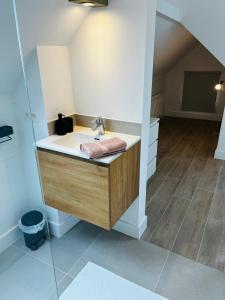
xmin=152 ymin=74 xmax=165 ymax=96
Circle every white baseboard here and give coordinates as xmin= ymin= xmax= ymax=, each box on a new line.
xmin=165 ymin=110 xmax=222 ymax=121
xmin=48 ymin=216 xmax=80 ymax=238
xmin=214 ymin=148 xmax=225 ymax=160
xmin=0 ymin=225 xmax=22 ymax=254
xmin=113 ymin=215 xmax=147 ymax=239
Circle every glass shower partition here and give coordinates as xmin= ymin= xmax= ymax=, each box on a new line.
xmin=0 ymin=0 xmax=59 ymax=299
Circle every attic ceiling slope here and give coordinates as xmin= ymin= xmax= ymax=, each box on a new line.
xmin=165 ymin=0 xmax=225 ymax=67
xmin=15 ymin=0 xmax=90 ymax=62
xmin=153 ymin=14 xmax=197 ymax=75
xmin=0 ymin=0 xmax=90 ymax=95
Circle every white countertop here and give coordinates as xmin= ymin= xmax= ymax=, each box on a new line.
xmin=36 ymin=126 xmax=140 ymax=164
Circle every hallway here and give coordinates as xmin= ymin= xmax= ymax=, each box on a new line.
xmin=142 ymin=117 xmax=225 ymax=272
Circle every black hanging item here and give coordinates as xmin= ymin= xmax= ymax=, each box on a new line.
xmin=0 ymin=126 xmax=14 ymax=144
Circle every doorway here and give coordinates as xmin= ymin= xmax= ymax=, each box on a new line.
xmin=142 ymin=11 xmax=225 ymax=273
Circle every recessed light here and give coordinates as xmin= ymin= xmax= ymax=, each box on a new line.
xmin=68 ymin=0 xmax=108 ymax=7
xmin=82 ymin=2 xmax=96 ymax=6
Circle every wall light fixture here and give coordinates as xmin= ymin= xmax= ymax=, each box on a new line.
xmin=215 ymin=81 xmax=225 ymax=91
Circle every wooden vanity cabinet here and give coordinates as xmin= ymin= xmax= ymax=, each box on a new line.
xmin=37 ymin=142 xmax=140 ymax=230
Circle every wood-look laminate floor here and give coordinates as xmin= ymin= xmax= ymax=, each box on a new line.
xmin=142 ymin=117 xmax=225 ymax=272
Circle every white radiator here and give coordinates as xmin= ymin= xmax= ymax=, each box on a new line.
xmin=151 ymin=93 xmax=163 ymax=118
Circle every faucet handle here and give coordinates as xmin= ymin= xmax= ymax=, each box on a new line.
xmin=91 ymin=117 xmax=99 ymax=131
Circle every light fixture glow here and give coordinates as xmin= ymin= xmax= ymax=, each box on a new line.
xmin=215 ymin=81 xmax=225 ymax=91
xmin=82 ymin=2 xmax=96 ymax=6
xmin=68 ymin=0 xmax=108 ymax=7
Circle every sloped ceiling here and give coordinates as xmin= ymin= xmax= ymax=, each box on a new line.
xmin=154 ymin=14 xmax=197 ymax=75
xmin=15 ymin=0 xmax=90 ymax=62
xmin=0 ymin=0 xmax=90 ymax=94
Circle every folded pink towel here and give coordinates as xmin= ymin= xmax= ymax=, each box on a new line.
xmin=80 ymin=137 xmax=127 ymax=159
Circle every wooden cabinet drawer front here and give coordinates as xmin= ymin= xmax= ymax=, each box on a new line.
xmin=110 ymin=142 xmax=140 ymax=226
xmin=149 ymin=122 xmax=159 ymax=146
xmin=38 ymin=150 xmax=110 ymax=229
xmin=148 ymin=140 xmax=158 ymax=163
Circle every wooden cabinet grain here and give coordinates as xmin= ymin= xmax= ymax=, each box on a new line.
xmin=37 ymin=142 xmax=140 ymax=230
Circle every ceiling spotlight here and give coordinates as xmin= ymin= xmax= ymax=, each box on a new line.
xmin=68 ymin=0 xmax=108 ymax=7
xmin=215 ymin=81 xmax=225 ymax=91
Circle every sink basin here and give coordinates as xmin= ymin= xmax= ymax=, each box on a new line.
xmin=36 ymin=126 xmax=140 ymax=164
xmin=54 ymin=133 xmax=97 ymax=149
xmin=54 ymin=132 xmax=109 ymax=150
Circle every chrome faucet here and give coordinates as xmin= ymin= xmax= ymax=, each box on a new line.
xmin=91 ymin=116 xmax=105 ymax=138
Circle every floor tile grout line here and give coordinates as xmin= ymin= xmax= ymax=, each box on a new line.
xmin=196 ymin=157 xmax=215 ymax=191
xmin=148 ymin=134 xmax=204 ymax=242
xmin=208 ymin=216 xmax=225 ymax=224
xmin=148 ymin=191 xmax=184 ymax=242
xmin=27 ymin=250 xmax=68 ymax=276
xmin=169 ymin=189 xmax=196 ymax=254
xmin=12 ymin=245 xmax=62 ymax=300
xmin=148 ymin=123 xmax=196 ymax=199
xmin=146 ymin=126 xmax=205 ymax=238
xmin=13 ymin=241 xmax=66 ymax=274
xmin=12 ymin=229 xmax=103 ymax=280
xmin=168 ymin=128 xmax=211 ymax=253
xmin=146 ymin=177 xmax=179 ymax=228
xmin=147 ymin=160 xmax=181 ymax=208
xmin=167 ymin=128 xmax=207 ymax=181
xmin=159 ymin=126 xmax=191 ymax=161
xmin=12 ymin=244 xmax=28 ymax=254
xmin=196 ymin=165 xmax=223 ymax=263
xmin=153 ymin=249 xmax=171 ymax=292
xmin=155 ymin=122 xmax=192 ymax=170
xmin=170 ymin=167 xmax=215 ymax=257
xmin=64 ymin=229 xmax=104 ymax=277
xmin=26 ymin=229 xmax=104 ymax=300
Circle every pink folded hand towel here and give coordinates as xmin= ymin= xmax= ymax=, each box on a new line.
xmin=80 ymin=137 xmax=127 ymax=159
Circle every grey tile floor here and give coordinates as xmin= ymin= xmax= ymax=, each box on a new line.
xmin=1 ymin=221 xmax=225 ymax=300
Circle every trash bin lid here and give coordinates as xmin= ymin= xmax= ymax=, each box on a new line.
xmin=21 ymin=211 xmax=43 ymax=227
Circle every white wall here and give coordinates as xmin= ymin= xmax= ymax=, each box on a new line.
xmin=164 ymin=44 xmax=225 ymax=120
xmin=68 ymin=0 xmax=156 ymax=237
xmin=37 ymin=46 xmax=75 ymax=122
xmin=69 ymin=0 xmax=149 ymax=124
xmin=0 ymin=95 xmax=30 ymax=253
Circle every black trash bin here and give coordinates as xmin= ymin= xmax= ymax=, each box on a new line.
xmin=19 ymin=210 xmax=46 ymax=251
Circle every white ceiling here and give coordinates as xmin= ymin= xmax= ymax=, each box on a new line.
xmin=0 ymin=0 xmax=90 ymax=95
xmin=154 ymin=14 xmax=197 ymax=75
xmin=15 ymin=0 xmax=90 ymax=62
xmin=0 ymin=2 xmax=197 ymax=94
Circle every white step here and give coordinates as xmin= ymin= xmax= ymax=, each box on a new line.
xmin=60 ymin=262 xmax=169 ymax=300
